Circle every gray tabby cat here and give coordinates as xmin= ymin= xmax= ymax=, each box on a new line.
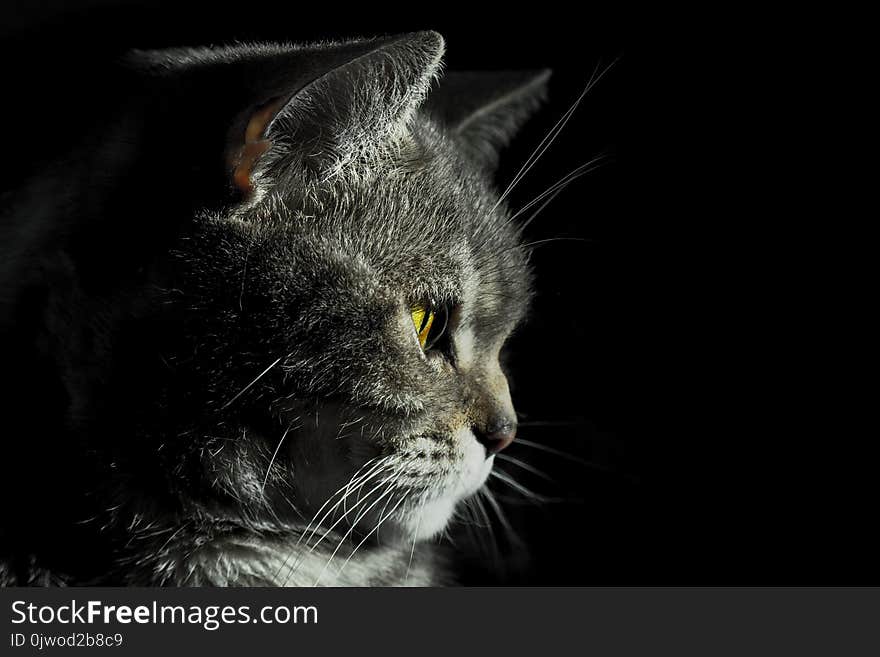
xmin=0 ymin=31 xmax=548 ymax=586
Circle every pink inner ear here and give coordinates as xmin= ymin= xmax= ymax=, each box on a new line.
xmin=233 ymin=140 xmax=271 ymax=193
xmin=232 ymin=97 xmax=288 ymax=194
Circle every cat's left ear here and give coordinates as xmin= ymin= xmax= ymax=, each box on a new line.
xmin=426 ymin=70 xmax=551 ymax=171
xmin=231 ymin=32 xmax=445 ymax=193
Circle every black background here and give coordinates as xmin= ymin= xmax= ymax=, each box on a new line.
xmin=2 ymin=3 xmax=867 ymax=585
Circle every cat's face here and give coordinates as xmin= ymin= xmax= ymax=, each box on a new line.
xmin=130 ymin=32 xmax=548 ymax=542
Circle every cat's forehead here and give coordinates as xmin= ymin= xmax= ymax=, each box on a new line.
xmin=257 ymin=117 xmax=510 ymax=263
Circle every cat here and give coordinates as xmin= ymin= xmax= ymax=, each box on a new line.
xmin=0 ymin=31 xmax=549 ymax=586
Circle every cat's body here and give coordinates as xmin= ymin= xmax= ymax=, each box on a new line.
xmin=0 ymin=32 xmax=547 ymax=586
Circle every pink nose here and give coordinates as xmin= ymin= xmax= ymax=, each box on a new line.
xmin=476 ymin=420 xmax=517 ymax=455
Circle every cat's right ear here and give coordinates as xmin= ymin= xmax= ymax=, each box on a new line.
xmin=426 ymin=70 xmax=551 ymax=172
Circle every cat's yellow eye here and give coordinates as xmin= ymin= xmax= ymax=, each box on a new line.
xmin=410 ymin=300 xmax=450 ymax=352
xmin=411 ymin=305 xmax=435 ymax=349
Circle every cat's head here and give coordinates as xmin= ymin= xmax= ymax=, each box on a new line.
xmin=116 ymin=32 xmax=549 ymax=542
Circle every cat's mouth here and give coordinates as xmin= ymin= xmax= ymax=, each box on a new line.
xmin=248 ymin=397 xmax=498 ymax=542
xmin=275 ymin=415 xmax=495 ymax=542
xmin=398 ymin=453 xmax=495 ymax=540
xmin=370 ymin=426 xmax=495 ymax=541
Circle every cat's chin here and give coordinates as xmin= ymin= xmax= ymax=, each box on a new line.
xmin=393 ymin=454 xmax=495 ymax=541
xmin=400 ymin=497 xmax=459 ymax=540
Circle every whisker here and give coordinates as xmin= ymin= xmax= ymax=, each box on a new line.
xmin=269 ymin=455 xmax=388 ymax=582
xmin=507 ymin=155 xmax=607 ymax=224
xmin=490 ymin=469 xmax=566 ymax=504
xmin=280 ymin=471 xmax=399 ymax=585
xmin=516 ymin=183 xmax=568 ymax=236
xmin=304 ymin=463 xmax=398 ymax=551
xmin=471 ymin=156 xmax=605 ymax=268
xmin=522 ymin=237 xmax=589 ymax=249
xmin=492 ymin=58 xmax=616 ymax=213
xmin=495 ymin=453 xmax=555 ymax=482
xmin=511 ymin=437 xmax=631 ymax=479
xmin=482 ymin=487 xmax=524 ymax=548
xmin=517 ymin=421 xmax=584 ymax=427
xmin=516 ymin=154 xmax=613 ymax=236
xmin=305 ymin=456 xmax=389 ymax=542
xmin=260 ymin=418 xmax=299 ymax=494
xmin=330 ymin=491 xmax=411 ymax=586
xmin=404 ymin=494 xmax=428 ymax=585
xmin=277 ymin=489 xmax=306 ymax=522
xmin=221 ymin=353 xmax=287 ymax=409
xmin=311 ymin=481 xmax=406 ymax=586
xmin=472 ymin=490 xmax=501 ymax=564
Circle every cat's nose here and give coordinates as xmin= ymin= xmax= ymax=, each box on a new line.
xmin=475 ymin=419 xmax=517 ymax=455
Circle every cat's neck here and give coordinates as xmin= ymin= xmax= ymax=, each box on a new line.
xmin=141 ymin=530 xmax=440 ymax=586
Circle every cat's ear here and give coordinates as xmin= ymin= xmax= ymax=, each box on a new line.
xmin=426 ymin=70 xmax=551 ymax=171
xmin=228 ymin=31 xmax=445 ymax=193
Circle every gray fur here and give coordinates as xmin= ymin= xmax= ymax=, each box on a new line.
xmin=0 ymin=31 xmax=548 ymax=586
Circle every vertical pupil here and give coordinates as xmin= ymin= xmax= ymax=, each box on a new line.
xmin=418 ymin=308 xmax=431 ymax=333
xmin=411 ymin=305 xmax=435 ymax=348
